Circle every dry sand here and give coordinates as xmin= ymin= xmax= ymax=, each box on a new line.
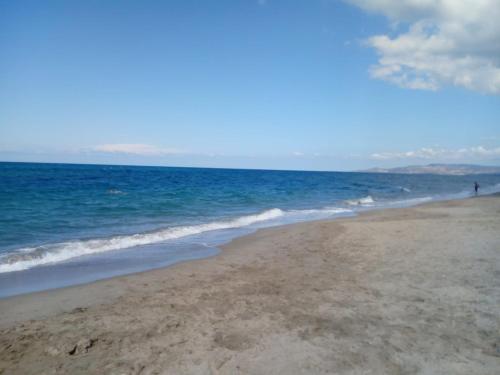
xmin=0 ymin=195 xmax=499 ymax=374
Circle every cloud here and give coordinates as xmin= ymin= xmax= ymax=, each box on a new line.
xmin=370 ymin=146 xmax=500 ymax=160
xmin=347 ymin=0 xmax=500 ymax=94
xmin=91 ymin=144 xmax=181 ymax=156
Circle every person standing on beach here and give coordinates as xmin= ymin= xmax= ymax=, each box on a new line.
xmin=474 ymin=181 xmax=480 ymax=195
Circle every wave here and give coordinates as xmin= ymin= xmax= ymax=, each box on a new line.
xmin=345 ymin=195 xmax=375 ymax=206
xmin=107 ymin=189 xmax=126 ymax=195
xmin=0 ymin=208 xmax=285 ymax=273
xmin=4 ymin=182 xmax=500 ymax=274
xmin=397 ymin=186 xmax=411 ymax=193
xmin=0 ymin=205 xmax=357 ymax=274
xmin=288 ymin=207 xmax=351 ymax=215
xmin=384 ymin=196 xmax=433 ymax=206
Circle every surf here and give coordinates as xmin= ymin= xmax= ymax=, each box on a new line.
xmin=0 ymin=208 xmax=287 ymax=273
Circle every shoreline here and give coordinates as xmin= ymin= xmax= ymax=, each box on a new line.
xmin=0 ymin=195 xmax=476 ymax=316
xmin=4 ymin=180 xmax=500 ymax=293
xmin=0 ymin=193 xmax=482 ymax=302
xmin=1 ymin=194 xmax=499 ymax=374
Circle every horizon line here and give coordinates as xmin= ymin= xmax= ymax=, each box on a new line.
xmin=2 ymin=160 xmax=500 ymax=175
xmin=0 ymin=159 xmax=354 ymax=174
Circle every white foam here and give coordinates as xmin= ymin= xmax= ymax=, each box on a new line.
xmin=384 ymin=196 xmax=433 ymax=207
xmin=4 ymin=182 xmax=500 ymax=274
xmin=289 ymin=207 xmax=352 ymax=216
xmin=107 ymin=189 xmax=126 ymax=195
xmin=0 ymin=208 xmax=285 ymax=273
xmin=346 ymin=195 xmax=375 ymax=206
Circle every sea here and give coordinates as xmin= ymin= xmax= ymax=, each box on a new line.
xmin=1 ymin=161 xmax=500 ymax=298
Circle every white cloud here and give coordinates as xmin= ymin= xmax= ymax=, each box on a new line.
xmin=370 ymin=145 xmax=500 ymax=160
xmin=348 ymin=0 xmax=500 ymax=94
xmin=292 ymin=151 xmax=305 ymax=156
xmin=92 ymin=144 xmax=181 ymax=156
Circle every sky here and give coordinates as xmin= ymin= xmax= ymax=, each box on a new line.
xmin=1 ymin=0 xmax=499 ymax=171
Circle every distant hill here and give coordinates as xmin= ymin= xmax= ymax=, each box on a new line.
xmin=361 ymin=164 xmax=500 ymax=176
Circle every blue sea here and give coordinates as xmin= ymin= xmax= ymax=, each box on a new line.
xmin=1 ymin=161 xmax=500 ymax=298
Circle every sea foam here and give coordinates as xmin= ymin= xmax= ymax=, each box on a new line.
xmin=0 ymin=208 xmax=286 ymax=273
xmin=345 ymin=195 xmax=375 ymax=206
xmin=0 ymin=205 xmax=357 ymax=273
xmin=3 ymin=181 xmax=500 ymax=274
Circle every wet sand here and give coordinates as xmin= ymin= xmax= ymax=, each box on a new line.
xmin=0 ymin=195 xmax=499 ymax=374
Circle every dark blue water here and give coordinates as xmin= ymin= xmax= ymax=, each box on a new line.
xmin=1 ymin=162 xmax=499 ymax=297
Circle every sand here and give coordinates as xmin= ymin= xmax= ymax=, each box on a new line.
xmin=0 ymin=195 xmax=499 ymax=374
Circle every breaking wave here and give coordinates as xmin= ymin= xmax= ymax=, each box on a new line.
xmin=345 ymin=195 xmax=375 ymax=206
xmin=4 ymin=182 xmax=500 ymax=274
xmin=0 ymin=206 xmax=354 ymax=273
xmin=0 ymin=208 xmax=285 ymax=273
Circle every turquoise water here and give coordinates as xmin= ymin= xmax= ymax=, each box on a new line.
xmin=1 ymin=161 xmax=499 ymax=297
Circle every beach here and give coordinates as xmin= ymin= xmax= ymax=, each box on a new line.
xmin=1 ymin=195 xmax=499 ymax=374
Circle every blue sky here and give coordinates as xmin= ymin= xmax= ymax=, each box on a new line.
xmin=1 ymin=0 xmax=499 ymax=171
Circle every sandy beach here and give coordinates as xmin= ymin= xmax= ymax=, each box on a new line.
xmin=0 ymin=195 xmax=499 ymax=374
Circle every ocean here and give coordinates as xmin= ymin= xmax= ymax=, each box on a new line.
xmin=1 ymin=161 xmax=500 ymax=298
